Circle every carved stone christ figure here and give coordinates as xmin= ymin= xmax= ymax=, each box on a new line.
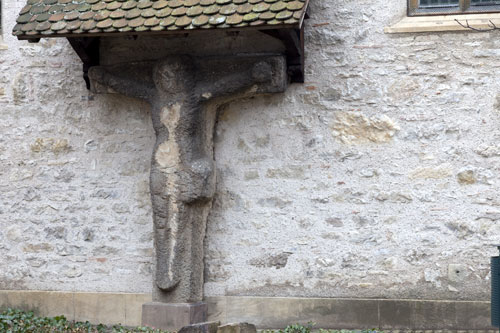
xmin=89 ymin=55 xmax=287 ymax=303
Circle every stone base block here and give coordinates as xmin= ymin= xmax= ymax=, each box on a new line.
xmin=142 ymin=302 xmax=207 ymax=331
xmin=179 ymin=321 xmax=220 ymax=333
xmin=218 ymin=323 xmax=256 ymax=333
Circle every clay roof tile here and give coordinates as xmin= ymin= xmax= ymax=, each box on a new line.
xmin=13 ymin=0 xmax=308 ymax=39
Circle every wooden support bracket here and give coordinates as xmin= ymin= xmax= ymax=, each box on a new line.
xmin=260 ymin=26 xmax=305 ymax=83
xmin=67 ymin=37 xmax=100 ymax=90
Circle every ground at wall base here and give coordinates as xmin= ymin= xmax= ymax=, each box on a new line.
xmin=0 ymin=291 xmax=494 ymax=330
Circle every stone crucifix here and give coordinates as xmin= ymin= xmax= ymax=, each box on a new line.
xmin=88 ymin=54 xmax=287 ymax=317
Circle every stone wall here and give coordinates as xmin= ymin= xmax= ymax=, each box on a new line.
xmin=1 ymin=0 xmax=155 ymax=292
xmin=1 ymin=0 xmax=500 ymax=301
xmin=204 ymin=2 xmax=500 ymax=301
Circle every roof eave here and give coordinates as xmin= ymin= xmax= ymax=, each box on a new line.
xmin=15 ymin=22 xmax=303 ymax=41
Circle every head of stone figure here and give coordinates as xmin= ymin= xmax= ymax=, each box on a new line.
xmin=153 ymin=56 xmax=194 ymax=94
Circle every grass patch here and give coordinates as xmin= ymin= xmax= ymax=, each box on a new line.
xmin=0 ymin=308 xmax=169 ymax=333
xmin=263 ymin=323 xmax=382 ymax=333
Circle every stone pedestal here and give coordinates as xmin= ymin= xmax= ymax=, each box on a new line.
xmin=142 ymin=302 xmax=207 ymax=331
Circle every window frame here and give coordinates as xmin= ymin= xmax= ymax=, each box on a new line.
xmin=408 ymin=0 xmax=500 ymax=16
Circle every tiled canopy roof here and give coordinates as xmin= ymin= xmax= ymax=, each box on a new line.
xmin=13 ymin=0 xmax=308 ymax=39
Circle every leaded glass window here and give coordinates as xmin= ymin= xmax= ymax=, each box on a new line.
xmin=409 ymin=0 xmax=500 ymax=15
xmin=419 ymin=0 xmax=459 ymax=7
xmin=471 ymin=0 xmax=500 ymax=5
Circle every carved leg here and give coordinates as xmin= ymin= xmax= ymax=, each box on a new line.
xmin=150 ymin=143 xmax=183 ymax=293
xmin=151 ymin=101 xmax=217 ymax=303
xmin=154 ymin=199 xmax=213 ymax=303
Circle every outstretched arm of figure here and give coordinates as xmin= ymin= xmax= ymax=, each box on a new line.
xmin=88 ymin=66 xmax=155 ymax=102
xmin=195 ymin=58 xmax=287 ymax=101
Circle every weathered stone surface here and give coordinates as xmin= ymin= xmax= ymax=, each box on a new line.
xmin=217 ymin=322 xmax=256 ymax=333
xmin=330 ymin=112 xmax=400 ymax=144
xmin=179 ymin=321 xmax=220 ymax=333
xmin=457 ymin=169 xmax=476 ymax=185
xmin=208 ymin=296 xmax=494 ymax=330
xmin=409 ymin=164 xmax=453 ymax=180
xmin=0 ymin=290 xmax=151 ymax=327
xmin=142 ymin=302 xmax=207 ymax=331
xmin=475 ymin=144 xmax=500 ymax=158
xmin=249 ymin=253 xmax=291 ymax=269
xmin=325 ymin=217 xmax=344 ymax=227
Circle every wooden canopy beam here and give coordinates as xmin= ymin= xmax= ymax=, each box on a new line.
xmin=67 ymin=37 xmax=100 ymax=90
xmin=66 ymin=26 xmax=307 ymax=89
xmin=260 ymin=26 xmax=305 ymax=83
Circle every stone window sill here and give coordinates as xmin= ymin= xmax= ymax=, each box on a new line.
xmin=385 ymin=13 xmax=500 ymax=33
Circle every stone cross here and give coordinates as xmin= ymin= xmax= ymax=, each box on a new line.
xmin=88 ymin=55 xmax=287 ymax=326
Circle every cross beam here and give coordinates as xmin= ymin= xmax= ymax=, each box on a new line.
xmin=66 ymin=26 xmax=306 ymax=89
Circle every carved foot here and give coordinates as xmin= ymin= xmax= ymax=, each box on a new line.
xmin=156 ymin=274 xmax=181 ymax=291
